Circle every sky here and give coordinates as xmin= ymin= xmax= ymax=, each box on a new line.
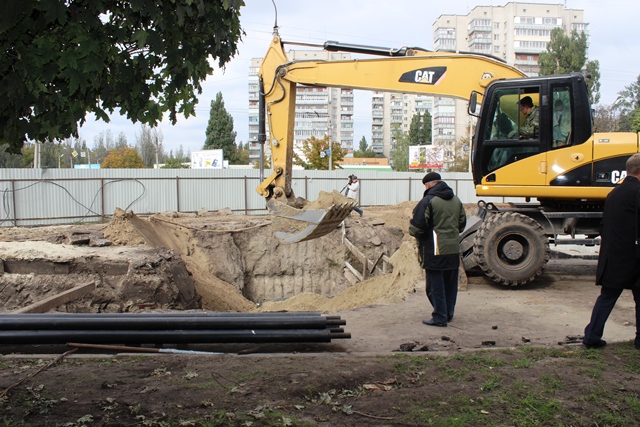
xmin=78 ymin=0 xmax=640 ymax=155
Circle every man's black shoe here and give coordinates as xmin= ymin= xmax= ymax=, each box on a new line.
xmin=635 ymin=342 xmax=640 ymax=350
xmin=422 ymin=318 xmax=447 ymax=327
xmin=583 ymin=339 xmax=607 ymax=349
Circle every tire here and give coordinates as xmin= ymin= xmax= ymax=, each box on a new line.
xmin=473 ymin=212 xmax=550 ymax=286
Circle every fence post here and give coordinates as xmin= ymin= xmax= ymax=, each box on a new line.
xmin=244 ymin=175 xmax=248 ymax=215
xmin=175 ymin=176 xmax=180 ymax=212
xmin=100 ymin=178 xmax=105 ymax=222
xmin=11 ymin=180 xmax=17 ymax=226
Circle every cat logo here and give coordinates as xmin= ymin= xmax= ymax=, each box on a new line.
xmin=399 ymin=67 xmax=447 ymax=85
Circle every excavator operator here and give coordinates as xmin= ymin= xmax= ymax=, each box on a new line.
xmin=509 ymin=96 xmax=539 ymax=139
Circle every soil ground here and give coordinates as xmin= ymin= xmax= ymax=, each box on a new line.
xmin=1 ymin=203 xmax=639 ymax=426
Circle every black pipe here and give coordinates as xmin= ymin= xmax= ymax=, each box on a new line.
xmin=0 ymin=316 xmax=330 ymax=331
xmin=0 ymin=329 xmax=339 ymax=345
xmin=1 ymin=312 xmax=326 ymax=318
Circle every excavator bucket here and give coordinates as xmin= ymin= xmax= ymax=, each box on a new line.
xmin=267 ymin=199 xmax=357 ymax=243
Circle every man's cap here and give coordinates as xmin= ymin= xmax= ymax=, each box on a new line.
xmin=422 ymin=172 xmax=441 ymax=184
xmin=517 ymin=96 xmax=533 ymax=107
xmin=351 ymin=175 xmax=357 ymax=179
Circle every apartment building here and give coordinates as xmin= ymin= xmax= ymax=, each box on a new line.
xmin=248 ymin=51 xmax=354 ymax=164
xmin=431 ymin=2 xmax=588 ymax=166
xmin=371 ymin=92 xmax=433 ymax=158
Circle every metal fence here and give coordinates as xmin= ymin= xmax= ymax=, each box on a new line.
xmin=0 ymin=168 xmax=521 ymax=227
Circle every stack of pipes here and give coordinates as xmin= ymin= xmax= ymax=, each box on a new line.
xmin=0 ymin=312 xmax=350 ymax=345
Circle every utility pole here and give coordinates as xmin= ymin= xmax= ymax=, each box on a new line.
xmin=155 ymin=134 xmax=160 ymax=169
xmin=328 ymin=97 xmax=332 ymax=171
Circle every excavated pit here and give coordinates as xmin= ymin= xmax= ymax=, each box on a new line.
xmin=0 ymin=200 xmax=421 ymax=314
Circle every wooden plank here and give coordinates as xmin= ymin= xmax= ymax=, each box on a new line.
xmin=343 ymin=268 xmax=359 ymax=285
xmin=369 ymin=252 xmax=385 ymax=274
xmin=344 ymin=237 xmax=370 ymax=279
xmin=344 ymin=261 xmax=363 ymax=282
xmin=13 ymin=282 xmax=96 ymax=314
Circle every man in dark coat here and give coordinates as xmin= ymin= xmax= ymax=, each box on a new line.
xmin=409 ymin=172 xmax=466 ymax=327
xmin=583 ymin=153 xmax=640 ymax=349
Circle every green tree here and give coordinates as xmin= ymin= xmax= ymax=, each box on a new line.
xmin=408 ymin=111 xmax=432 ymax=145
xmin=353 ymin=136 xmax=376 ymax=158
xmin=253 ymin=153 xmax=271 ymax=169
xmin=0 ymin=0 xmax=244 ymax=153
xmin=232 ymin=141 xmax=250 ymax=165
xmin=358 ymin=136 xmax=368 ymax=152
xmin=447 ymin=137 xmax=470 ymax=172
xmin=161 ymin=157 xmax=189 ymax=169
xmin=593 ymin=105 xmax=620 ymax=132
xmin=390 ymin=125 xmax=410 ymax=172
xmin=614 ymin=74 xmax=640 ymax=132
xmin=204 ymin=92 xmax=237 ymax=161
xmin=538 ymin=28 xmax=600 ymax=104
xmin=101 ymin=147 xmax=145 ymax=168
xmin=293 ymin=135 xmax=344 ymax=170
xmin=632 ymin=110 xmax=640 ymax=133
xmin=0 ymin=144 xmax=22 ymax=168
xmin=585 ymin=60 xmax=601 ymax=105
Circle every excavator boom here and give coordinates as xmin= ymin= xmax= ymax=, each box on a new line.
xmin=257 ymin=35 xmax=525 ymax=242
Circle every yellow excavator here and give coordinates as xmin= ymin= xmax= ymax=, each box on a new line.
xmin=256 ymin=34 xmax=640 ymax=285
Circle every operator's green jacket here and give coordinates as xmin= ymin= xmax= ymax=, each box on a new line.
xmin=409 ymin=181 xmax=467 ymax=270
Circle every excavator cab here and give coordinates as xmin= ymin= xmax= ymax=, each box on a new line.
xmin=472 ymin=72 xmax=597 ymax=196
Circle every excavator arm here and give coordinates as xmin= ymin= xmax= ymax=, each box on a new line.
xmin=257 ymin=35 xmax=525 ymax=242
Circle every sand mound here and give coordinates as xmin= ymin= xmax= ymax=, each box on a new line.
xmin=259 ymin=240 xmax=423 ymax=312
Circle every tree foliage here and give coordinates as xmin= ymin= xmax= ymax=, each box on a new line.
xmin=161 ymin=157 xmax=189 ymax=169
xmin=101 ymin=147 xmax=145 ymax=168
xmin=592 ymin=105 xmax=620 ymax=132
xmin=204 ymin=92 xmax=237 ymax=161
xmin=293 ymin=135 xmax=345 ymax=170
xmin=0 ymin=0 xmax=245 ymax=153
xmin=538 ymin=28 xmax=600 ymax=103
xmin=135 ymin=125 xmax=164 ymax=168
xmin=0 ymin=144 xmax=23 ymax=168
xmin=446 ymin=137 xmax=470 ymax=172
xmin=232 ymin=142 xmax=250 ymax=165
xmin=613 ymin=74 xmax=640 ymax=131
xmin=353 ymin=136 xmax=376 ymax=158
xmin=632 ymin=110 xmax=640 ymax=133
xmin=390 ymin=125 xmax=410 ymax=172
xmin=408 ymin=111 xmax=432 ymax=145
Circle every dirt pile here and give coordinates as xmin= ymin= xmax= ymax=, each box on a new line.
xmin=0 ymin=241 xmax=199 ymax=312
xmin=260 ymin=240 xmax=423 ymax=311
xmin=0 ymin=202 xmax=417 ymax=314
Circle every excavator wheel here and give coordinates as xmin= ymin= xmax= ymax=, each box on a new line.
xmin=473 ymin=212 xmax=550 ymax=286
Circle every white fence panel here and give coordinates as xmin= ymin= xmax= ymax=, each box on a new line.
xmin=0 ymin=168 xmax=523 ymax=227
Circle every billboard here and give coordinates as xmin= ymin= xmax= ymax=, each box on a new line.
xmin=409 ymin=145 xmax=444 ymax=170
xmin=191 ymin=149 xmax=223 ymax=169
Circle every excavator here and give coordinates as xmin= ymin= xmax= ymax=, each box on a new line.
xmin=256 ymin=33 xmax=640 ymax=285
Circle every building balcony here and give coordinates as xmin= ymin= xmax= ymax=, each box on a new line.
xmin=467 ymin=25 xmax=491 ymax=35
xmin=514 ymin=59 xmax=539 ymax=66
xmin=514 ymin=23 xmax=561 ymax=31
xmin=514 ymin=47 xmax=546 ymax=55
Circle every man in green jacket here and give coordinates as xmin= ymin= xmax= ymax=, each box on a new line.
xmin=409 ymin=172 xmax=467 ymax=327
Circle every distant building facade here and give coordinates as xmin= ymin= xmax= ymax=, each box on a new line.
xmin=248 ymin=51 xmax=354 ymax=164
xmin=431 ymin=2 xmax=588 ymax=167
